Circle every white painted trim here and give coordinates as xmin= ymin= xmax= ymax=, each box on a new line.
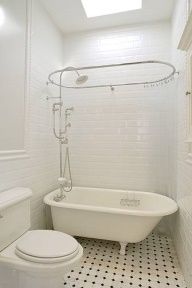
xmin=178 ymin=11 xmax=192 ymax=50
xmin=0 ymin=0 xmax=32 ymax=161
xmin=185 ymin=138 xmax=192 ymax=143
xmin=186 ymin=152 xmax=192 ymax=165
xmin=178 ymin=11 xmax=192 ymax=166
xmin=186 ymin=47 xmax=192 ymax=165
xmin=187 ymin=0 xmax=191 ymax=18
xmin=0 ymin=150 xmax=29 ymax=161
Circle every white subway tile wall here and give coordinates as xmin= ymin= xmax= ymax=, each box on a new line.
xmin=0 ymin=0 xmax=64 ymax=229
xmin=62 ymin=22 xmax=172 ymax=193
xmin=171 ymin=0 xmax=192 ymax=287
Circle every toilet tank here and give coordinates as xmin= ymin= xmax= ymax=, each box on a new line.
xmin=0 ymin=187 xmax=32 ymax=251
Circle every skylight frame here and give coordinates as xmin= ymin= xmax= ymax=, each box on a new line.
xmin=81 ymin=0 xmax=142 ymax=18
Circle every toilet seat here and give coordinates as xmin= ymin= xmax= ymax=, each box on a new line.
xmin=15 ymin=230 xmax=79 ymax=264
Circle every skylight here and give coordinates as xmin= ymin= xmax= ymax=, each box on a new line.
xmin=81 ymin=0 xmax=142 ymax=18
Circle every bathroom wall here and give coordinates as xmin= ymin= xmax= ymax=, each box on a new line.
xmin=0 ymin=1 xmax=173 ymax=230
xmin=61 ymin=22 xmax=172 ymax=195
xmin=0 ymin=0 xmax=64 ymax=229
xmin=170 ymin=0 xmax=192 ymax=287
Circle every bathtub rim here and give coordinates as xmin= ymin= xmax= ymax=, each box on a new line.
xmin=44 ymin=187 xmax=178 ymax=217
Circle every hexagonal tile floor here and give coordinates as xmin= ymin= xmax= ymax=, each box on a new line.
xmin=63 ymin=233 xmax=187 ymax=288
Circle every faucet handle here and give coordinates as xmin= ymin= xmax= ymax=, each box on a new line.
xmin=65 ymin=107 xmax=74 ymax=115
xmin=61 ymin=138 xmax=68 ymax=144
xmin=58 ymin=177 xmax=68 ymax=185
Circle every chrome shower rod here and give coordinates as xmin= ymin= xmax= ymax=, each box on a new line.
xmin=47 ymin=60 xmax=177 ymax=90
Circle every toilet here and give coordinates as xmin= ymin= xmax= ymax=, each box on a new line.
xmin=0 ymin=187 xmax=83 ymax=288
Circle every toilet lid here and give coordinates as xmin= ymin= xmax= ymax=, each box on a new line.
xmin=16 ymin=230 xmax=79 ymax=259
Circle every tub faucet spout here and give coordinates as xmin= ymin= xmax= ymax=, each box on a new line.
xmin=53 ymin=178 xmax=67 ymax=202
xmin=53 ymin=190 xmax=66 ymax=202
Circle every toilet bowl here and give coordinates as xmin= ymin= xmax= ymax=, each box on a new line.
xmin=0 ymin=188 xmax=83 ymax=288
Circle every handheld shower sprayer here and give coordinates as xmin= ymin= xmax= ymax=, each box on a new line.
xmin=52 ymin=103 xmax=74 ymax=200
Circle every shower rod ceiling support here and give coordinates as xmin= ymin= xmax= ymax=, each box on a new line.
xmin=47 ymin=60 xmax=178 ymax=90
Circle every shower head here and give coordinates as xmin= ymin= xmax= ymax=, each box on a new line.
xmin=64 ymin=66 xmax=88 ymax=85
xmin=75 ymin=74 xmax=88 ymax=85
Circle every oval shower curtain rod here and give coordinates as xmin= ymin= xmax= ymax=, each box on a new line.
xmin=47 ymin=60 xmax=177 ymax=90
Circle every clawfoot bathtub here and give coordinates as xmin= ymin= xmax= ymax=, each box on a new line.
xmin=44 ymin=187 xmax=178 ymax=255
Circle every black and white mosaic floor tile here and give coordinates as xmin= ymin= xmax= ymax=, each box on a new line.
xmin=64 ymin=233 xmax=187 ymax=288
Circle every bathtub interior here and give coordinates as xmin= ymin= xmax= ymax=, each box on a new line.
xmin=46 ymin=187 xmax=177 ymax=215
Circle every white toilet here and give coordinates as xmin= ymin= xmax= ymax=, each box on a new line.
xmin=0 ymin=187 xmax=83 ymax=288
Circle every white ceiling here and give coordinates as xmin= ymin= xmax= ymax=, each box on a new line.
xmin=41 ymin=0 xmax=175 ymax=34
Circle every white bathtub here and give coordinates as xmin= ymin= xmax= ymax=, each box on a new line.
xmin=44 ymin=187 xmax=178 ymax=255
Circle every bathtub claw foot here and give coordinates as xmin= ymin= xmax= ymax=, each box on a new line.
xmin=119 ymin=242 xmax=128 ymax=256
